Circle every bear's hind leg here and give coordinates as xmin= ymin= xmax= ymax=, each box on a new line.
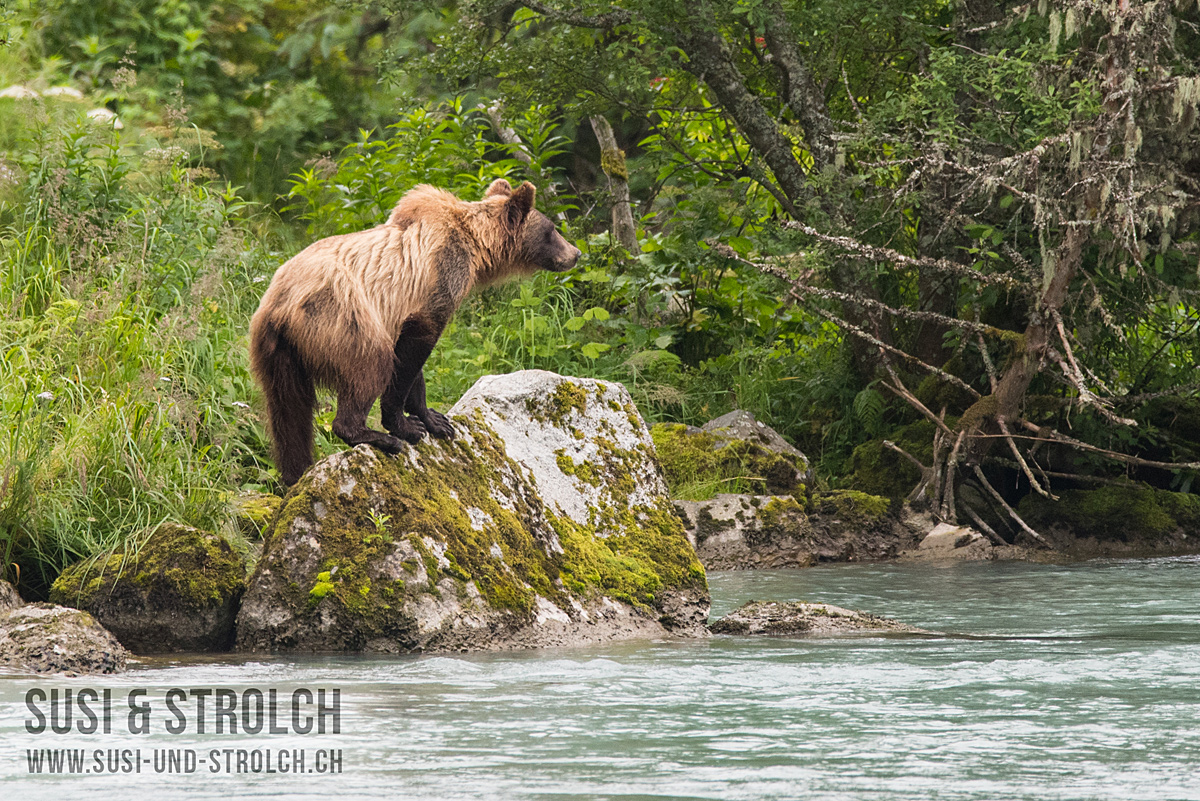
xmin=331 ymin=350 xmax=407 ymax=454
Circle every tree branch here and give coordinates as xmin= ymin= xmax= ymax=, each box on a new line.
xmin=670 ymin=15 xmax=814 ymax=207
xmin=590 ymin=114 xmax=639 ymax=252
xmin=760 ymin=0 xmax=836 ymax=171
xmin=517 ymin=1 xmax=634 ymax=29
xmin=782 ymin=221 xmax=1020 ymax=288
xmin=1014 ymin=420 xmax=1200 ymax=471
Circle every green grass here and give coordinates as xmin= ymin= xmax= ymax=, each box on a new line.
xmin=0 ymin=114 xmax=281 ymax=597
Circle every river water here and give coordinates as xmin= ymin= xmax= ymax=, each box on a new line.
xmin=4 ymin=557 xmax=1199 ymax=799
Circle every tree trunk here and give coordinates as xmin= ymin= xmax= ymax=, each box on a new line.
xmin=960 ymin=226 xmax=1087 ymax=467
xmin=589 ymin=114 xmax=638 ymax=252
xmin=671 ymin=11 xmax=892 ymax=376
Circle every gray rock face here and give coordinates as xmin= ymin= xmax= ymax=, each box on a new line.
xmin=237 ymin=371 xmax=708 ymax=654
xmin=0 ymin=604 xmax=128 ymax=674
xmin=49 ymin=523 xmax=248 ymax=653
xmin=675 ymin=494 xmax=817 ymax=568
xmin=0 ymin=579 xmax=22 ymax=613
xmin=453 ymin=370 xmax=673 ymax=523
xmin=710 ymin=600 xmax=924 ymax=636
xmin=676 ymin=490 xmax=915 ymax=569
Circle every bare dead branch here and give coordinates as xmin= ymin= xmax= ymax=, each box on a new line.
xmin=972 ymin=465 xmax=1052 ymax=548
xmin=941 ymin=430 xmax=966 ymax=522
xmin=1049 ymin=308 xmax=1137 ymax=426
xmin=783 ymin=221 xmax=1021 ymax=288
xmin=882 ymin=440 xmax=931 ymax=473
xmin=482 ymin=101 xmax=533 ymax=165
xmin=1014 ymin=420 xmax=1200 ymax=471
xmin=961 ymin=503 xmax=1009 ymax=546
xmin=983 ymin=457 xmax=1142 ymax=487
xmin=880 ymin=360 xmax=958 ymax=438
xmin=717 ymin=242 xmax=1003 ymax=337
xmin=800 ymin=300 xmax=983 ymax=399
xmin=998 ymin=415 xmax=1055 ymax=499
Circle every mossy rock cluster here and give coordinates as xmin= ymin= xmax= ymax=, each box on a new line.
xmin=1019 ymin=484 xmax=1200 ymax=543
xmin=651 ymin=413 xmax=809 ymax=501
xmin=236 ymin=371 xmax=708 ymax=653
xmin=49 ymin=523 xmax=248 ymax=653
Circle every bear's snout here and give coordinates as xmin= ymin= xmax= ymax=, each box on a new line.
xmin=557 ymin=245 xmax=582 ymax=271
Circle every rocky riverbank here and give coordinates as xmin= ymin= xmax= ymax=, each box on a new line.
xmin=12 ymin=371 xmax=1194 ymax=672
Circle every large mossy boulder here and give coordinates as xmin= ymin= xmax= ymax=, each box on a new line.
xmin=50 ymin=523 xmax=248 ymax=653
xmin=0 ymin=604 xmax=128 ymax=674
xmin=1018 ymin=484 xmax=1200 ymax=553
xmin=236 ymin=371 xmax=709 ymax=653
xmin=651 ymin=410 xmax=810 ymax=500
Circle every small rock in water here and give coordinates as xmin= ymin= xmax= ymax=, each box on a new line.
xmin=710 ymin=600 xmax=924 ymax=636
xmin=0 ymin=603 xmax=128 ymax=675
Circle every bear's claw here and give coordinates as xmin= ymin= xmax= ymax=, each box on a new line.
xmin=422 ymin=409 xmax=455 ymax=439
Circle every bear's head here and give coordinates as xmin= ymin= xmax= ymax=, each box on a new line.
xmin=485 ymin=179 xmax=581 ymax=274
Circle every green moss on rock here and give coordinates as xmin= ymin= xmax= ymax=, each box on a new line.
xmin=651 ymin=423 xmax=806 ymax=501
xmin=551 ymin=502 xmax=705 ymax=612
xmin=525 ymin=380 xmax=589 ymax=425
xmin=49 ymin=523 xmax=247 ymax=652
xmin=263 ymin=423 xmax=555 ymax=633
xmin=52 ymin=524 xmax=245 ymax=611
xmin=812 ymin=490 xmax=890 ymax=525
xmin=233 ymin=492 xmax=282 ymax=539
xmin=1019 ymin=484 xmax=1200 ymax=541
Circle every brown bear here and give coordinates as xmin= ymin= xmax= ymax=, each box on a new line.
xmin=249 ymin=179 xmax=581 ymax=486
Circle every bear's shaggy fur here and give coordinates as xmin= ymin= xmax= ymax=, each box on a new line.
xmin=249 ymin=179 xmax=580 ymax=485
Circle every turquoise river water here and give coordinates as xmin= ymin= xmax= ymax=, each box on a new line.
xmin=3 ymin=557 xmax=1199 ymax=799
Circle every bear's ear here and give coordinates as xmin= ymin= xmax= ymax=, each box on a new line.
xmin=504 ymin=181 xmax=536 ymax=230
xmin=485 ymin=178 xmax=513 ymax=198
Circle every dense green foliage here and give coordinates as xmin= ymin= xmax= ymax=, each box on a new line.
xmin=0 ymin=0 xmax=1198 ymax=596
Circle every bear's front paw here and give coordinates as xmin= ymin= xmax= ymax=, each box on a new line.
xmin=422 ymin=409 xmax=455 ymax=439
xmin=388 ymin=416 xmax=427 ymax=444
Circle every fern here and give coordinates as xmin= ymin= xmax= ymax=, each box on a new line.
xmin=853 ymin=388 xmax=885 ymax=437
